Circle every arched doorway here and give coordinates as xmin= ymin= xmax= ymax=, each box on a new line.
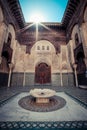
xmin=74 ymin=44 xmax=86 ymax=85
xmin=76 ymin=52 xmax=86 ymax=74
xmin=35 ymin=63 xmax=51 ymax=84
xmin=0 ymin=33 xmax=13 ymax=86
xmin=76 ymin=51 xmax=86 ymax=85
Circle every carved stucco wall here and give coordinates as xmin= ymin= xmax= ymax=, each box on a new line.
xmin=0 ymin=5 xmax=18 ymax=74
xmin=0 ymin=6 xmax=4 ymax=23
xmin=71 ymin=24 xmax=82 ymax=49
xmin=13 ymin=39 xmax=72 ymax=74
xmin=0 ymin=23 xmax=17 ymax=71
xmin=6 ymin=24 xmax=17 ymax=65
xmin=0 ymin=6 xmax=6 ymax=60
xmin=0 ymin=4 xmax=75 ymax=86
xmin=66 ymin=5 xmax=87 ymax=86
xmin=67 ymin=6 xmax=87 ymax=68
xmin=13 ymin=43 xmax=26 ymax=72
xmin=61 ymin=45 xmax=72 ymax=73
xmin=0 ymin=6 xmax=16 ymax=64
xmin=80 ymin=6 xmax=87 ymax=67
xmin=67 ymin=24 xmax=80 ymax=66
xmin=67 ymin=23 xmax=86 ymax=63
xmin=14 ymin=40 xmax=58 ymax=73
xmin=84 ymin=6 xmax=87 ymax=22
xmin=12 ymin=40 xmax=74 ymax=86
xmin=0 ymin=6 xmax=17 ymax=86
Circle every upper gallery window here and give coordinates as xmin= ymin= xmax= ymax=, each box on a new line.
xmin=37 ymin=45 xmax=50 ymax=51
xmin=42 ymin=46 xmax=45 ymax=50
xmin=47 ymin=46 xmax=49 ymax=50
xmin=37 ymin=46 xmax=40 ymax=50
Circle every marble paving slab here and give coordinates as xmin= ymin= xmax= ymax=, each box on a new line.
xmin=0 ymin=92 xmax=87 ymax=121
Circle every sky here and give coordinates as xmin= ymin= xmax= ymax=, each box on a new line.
xmin=19 ymin=0 xmax=68 ymax=23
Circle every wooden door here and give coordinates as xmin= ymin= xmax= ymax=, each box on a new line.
xmin=35 ymin=63 xmax=51 ymax=84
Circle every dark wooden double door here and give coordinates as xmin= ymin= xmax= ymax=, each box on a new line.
xmin=35 ymin=63 xmax=51 ymax=84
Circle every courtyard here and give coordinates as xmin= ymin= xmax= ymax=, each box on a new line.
xmin=0 ymin=85 xmax=87 ymax=129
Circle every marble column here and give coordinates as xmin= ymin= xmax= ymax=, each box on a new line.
xmin=60 ymin=68 xmax=63 ymax=87
xmin=8 ymin=63 xmax=14 ymax=87
xmin=73 ymin=63 xmax=78 ymax=87
xmin=23 ymin=69 xmax=25 ymax=87
xmin=60 ymin=53 xmax=63 ymax=87
xmin=23 ymin=54 xmax=28 ymax=86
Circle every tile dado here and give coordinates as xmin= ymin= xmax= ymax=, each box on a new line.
xmin=0 ymin=121 xmax=87 ymax=129
xmin=0 ymin=72 xmax=8 ymax=86
xmin=10 ymin=73 xmax=74 ymax=87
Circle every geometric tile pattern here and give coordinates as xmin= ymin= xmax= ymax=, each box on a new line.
xmin=0 ymin=93 xmax=19 ymax=107
xmin=0 ymin=121 xmax=87 ymax=129
xmin=18 ymin=95 xmax=66 ymax=112
xmin=0 ymin=91 xmax=87 ymax=129
xmin=65 ymin=92 xmax=87 ymax=109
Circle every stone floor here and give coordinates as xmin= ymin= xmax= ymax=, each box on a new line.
xmin=0 ymin=92 xmax=87 ymax=122
xmin=0 ymin=85 xmax=87 ymax=105
xmin=0 ymin=85 xmax=87 ymax=129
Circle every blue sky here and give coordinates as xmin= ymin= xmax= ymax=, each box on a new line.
xmin=19 ymin=0 xmax=68 ymax=23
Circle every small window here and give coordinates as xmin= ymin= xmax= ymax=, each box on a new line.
xmin=7 ymin=33 xmax=12 ymax=46
xmin=42 ymin=46 xmax=45 ymax=50
xmin=75 ymin=33 xmax=79 ymax=46
xmin=37 ymin=46 xmax=40 ymax=50
xmin=47 ymin=46 xmax=49 ymax=50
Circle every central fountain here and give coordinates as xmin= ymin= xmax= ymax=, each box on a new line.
xmin=18 ymin=88 xmax=66 ymax=112
xmin=29 ymin=89 xmax=56 ymax=103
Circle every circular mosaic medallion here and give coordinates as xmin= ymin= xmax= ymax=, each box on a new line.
xmin=18 ymin=96 xmax=66 ymax=112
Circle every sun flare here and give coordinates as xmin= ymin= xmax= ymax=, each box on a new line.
xmin=30 ymin=13 xmax=44 ymax=23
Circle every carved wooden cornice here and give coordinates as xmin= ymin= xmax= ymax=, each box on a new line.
xmin=6 ymin=0 xmax=25 ymax=29
xmin=62 ymin=0 xmax=80 ymax=28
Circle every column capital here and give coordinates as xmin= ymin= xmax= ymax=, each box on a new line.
xmin=73 ymin=63 xmax=77 ymax=69
xmin=8 ymin=63 xmax=14 ymax=70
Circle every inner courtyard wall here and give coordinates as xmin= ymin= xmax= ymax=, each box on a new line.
xmin=0 ymin=0 xmax=87 ymax=87
xmin=66 ymin=2 xmax=87 ymax=86
xmin=10 ymin=40 xmax=74 ymax=86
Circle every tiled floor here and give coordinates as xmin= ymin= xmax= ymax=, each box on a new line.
xmin=0 ymin=85 xmax=87 ymax=129
xmin=0 ymin=85 xmax=87 ymax=104
xmin=0 ymin=92 xmax=87 ymax=122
